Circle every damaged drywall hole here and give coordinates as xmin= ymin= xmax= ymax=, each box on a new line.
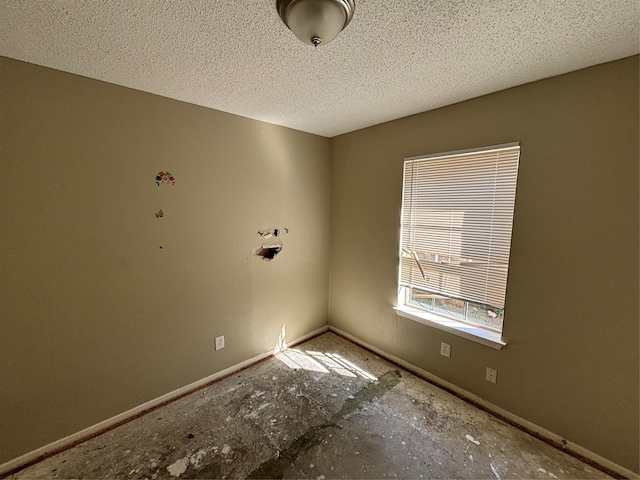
xmin=255 ymin=228 xmax=286 ymax=260
xmin=258 ymin=228 xmax=280 ymax=239
xmin=159 ymin=246 xmax=163 ymax=249
xmin=155 ymin=209 xmax=164 ymax=218
xmin=256 ymin=245 xmax=282 ymax=260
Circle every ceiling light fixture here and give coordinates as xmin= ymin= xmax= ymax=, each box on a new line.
xmin=276 ymin=0 xmax=355 ymax=47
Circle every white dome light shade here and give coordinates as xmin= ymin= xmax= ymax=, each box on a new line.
xmin=277 ymin=0 xmax=355 ymax=46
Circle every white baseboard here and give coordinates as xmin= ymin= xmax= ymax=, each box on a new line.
xmin=0 ymin=325 xmax=329 ymax=477
xmin=329 ymin=325 xmax=638 ymax=480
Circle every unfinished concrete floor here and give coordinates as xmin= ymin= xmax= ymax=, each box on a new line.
xmin=9 ymin=332 xmax=608 ymax=479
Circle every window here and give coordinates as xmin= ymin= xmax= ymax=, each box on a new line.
xmin=397 ymin=143 xmax=520 ymax=347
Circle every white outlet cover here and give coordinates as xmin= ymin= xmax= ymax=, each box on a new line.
xmin=486 ymin=367 xmax=497 ymax=384
xmin=440 ymin=342 xmax=451 ymax=358
xmin=215 ymin=336 xmax=225 ymax=351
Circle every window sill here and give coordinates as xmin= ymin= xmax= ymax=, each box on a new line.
xmin=394 ymin=305 xmax=506 ymax=350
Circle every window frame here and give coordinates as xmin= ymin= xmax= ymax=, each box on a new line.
xmin=396 ymin=142 xmax=520 ymax=349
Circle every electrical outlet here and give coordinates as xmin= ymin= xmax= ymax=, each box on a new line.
xmin=215 ymin=336 xmax=225 ymax=351
xmin=486 ymin=367 xmax=497 ymax=384
xmin=440 ymin=342 xmax=451 ymax=358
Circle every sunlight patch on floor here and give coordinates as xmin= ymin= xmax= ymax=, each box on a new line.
xmin=275 ymin=349 xmax=377 ymax=380
xmin=272 ymin=326 xmax=377 ymax=379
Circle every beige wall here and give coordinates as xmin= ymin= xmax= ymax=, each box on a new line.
xmin=0 ymin=57 xmax=330 ymax=463
xmin=330 ymin=56 xmax=639 ymax=472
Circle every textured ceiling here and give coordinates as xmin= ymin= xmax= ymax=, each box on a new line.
xmin=1 ymin=1 xmax=638 ymax=137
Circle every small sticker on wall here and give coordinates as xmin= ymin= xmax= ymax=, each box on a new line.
xmin=155 ymin=171 xmax=176 ymax=186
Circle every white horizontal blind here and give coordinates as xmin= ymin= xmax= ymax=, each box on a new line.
xmin=399 ymin=144 xmax=520 ymax=308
